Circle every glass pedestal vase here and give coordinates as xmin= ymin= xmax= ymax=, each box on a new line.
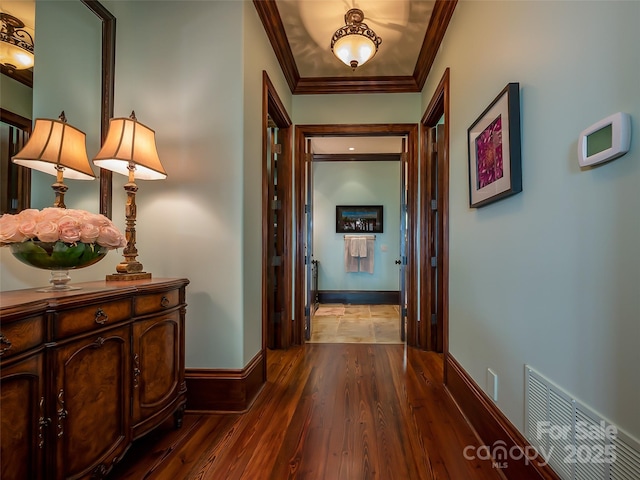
xmin=9 ymin=241 xmax=108 ymax=292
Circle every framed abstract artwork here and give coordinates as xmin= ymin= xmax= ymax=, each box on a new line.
xmin=467 ymin=83 xmax=522 ymax=208
xmin=336 ymin=205 xmax=383 ymax=233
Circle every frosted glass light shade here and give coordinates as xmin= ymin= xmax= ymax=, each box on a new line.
xmin=0 ymin=40 xmax=34 ymax=69
xmin=12 ymin=117 xmax=95 ymax=180
xmin=93 ymin=114 xmax=166 ymax=180
xmin=332 ymin=34 xmax=376 ymax=69
xmin=0 ymin=13 xmax=35 ymax=70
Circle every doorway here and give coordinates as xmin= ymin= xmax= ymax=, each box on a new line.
xmin=294 ymin=124 xmax=420 ymax=347
xmin=420 ymin=68 xmax=450 ymax=363
xmin=262 ymin=72 xmax=293 ymax=358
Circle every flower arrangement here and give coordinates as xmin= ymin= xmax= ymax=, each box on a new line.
xmin=0 ymin=208 xmax=125 ymax=247
xmin=0 ymin=208 xmax=126 ymax=270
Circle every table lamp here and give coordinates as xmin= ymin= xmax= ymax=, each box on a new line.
xmin=92 ymin=111 xmax=166 ymax=281
xmin=12 ymin=111 xmax=95 ymax=207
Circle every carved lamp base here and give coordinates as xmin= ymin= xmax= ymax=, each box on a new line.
xmin=106 ymin=272 xmax=152 ymax=281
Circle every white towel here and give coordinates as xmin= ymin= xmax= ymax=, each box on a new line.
xmin=358 ymin=238 xmax=375 ymax=274
xmin=344 ymin=238 xmax=359 ymax=272
xmin=355 ymin=237 xmax=367 ymax=257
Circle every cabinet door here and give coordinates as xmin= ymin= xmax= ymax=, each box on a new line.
xmin=0 ymin=353 xmax=45 ymax=480
xmin=51 ymin=326 xmax=131 ymax=480
xmin=132 ymin=309 xmax=184 ymax=437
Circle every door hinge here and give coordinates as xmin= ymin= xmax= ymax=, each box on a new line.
xmin=431 ymin=199 xmax=437 ymax=211
xmin=271 ymin=256 xmax=282 ymax=266
xmin=401 ymin=307 xmax=407 ymax=318
xmin=431 ymin=314 xmax=437 ymax=327
xmin=273 ymin=143 xmax=282 ymax=155
xmin=271 ymin=199 xmax=281 ymax=210
xmin=432 ymin=141 xmax=438 ymax=154
xmin=431 ymin=256 xmax=437 ymax=267
xmin=305 ymin=204 xmax=310 ymax=214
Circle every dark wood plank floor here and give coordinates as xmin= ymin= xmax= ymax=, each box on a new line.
xmin=108 ymin=344 xmax=503 ymax=479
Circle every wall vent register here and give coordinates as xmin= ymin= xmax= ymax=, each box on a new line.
xmin=525 ymin=365 xmax=640 ymax=480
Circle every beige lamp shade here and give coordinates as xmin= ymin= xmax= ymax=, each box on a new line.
xmin=12 ymin=115 xmax=95 ymax=180
xmin=93 ymin=112 xmax=167 ymax=180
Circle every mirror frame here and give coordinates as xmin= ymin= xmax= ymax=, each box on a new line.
xmin=81 ymin=0 xmax=115 ymax=219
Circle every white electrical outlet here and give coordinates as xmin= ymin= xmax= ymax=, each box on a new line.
xmin=487 ymin=368 xmax=498 ymax=402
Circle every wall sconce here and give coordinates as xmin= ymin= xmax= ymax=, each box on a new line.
xmin=330 ymin=8 xmax=382 ymax=70
xmin=93 ymin=111 xmax=166 ymax=281
xmin=12 ymin=111 xmax=95 ymax=208
xmin=0 ymin=12 xmax=35 ymax=71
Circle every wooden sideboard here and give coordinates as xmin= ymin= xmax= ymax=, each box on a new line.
xmin=0 ymin=278 xmax=189 ymax=480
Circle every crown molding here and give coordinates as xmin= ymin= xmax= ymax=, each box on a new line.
xmin=253 ymin=0 xmax=457 ymax=95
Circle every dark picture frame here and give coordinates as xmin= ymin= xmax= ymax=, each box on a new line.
xmin=336 ymin=205 xmax=383 ymax=233
xmin=467 ymin=82 xmax=522 ymax=208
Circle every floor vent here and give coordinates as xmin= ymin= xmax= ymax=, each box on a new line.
xmin=525 ymin=365 xmax=640 ymax=480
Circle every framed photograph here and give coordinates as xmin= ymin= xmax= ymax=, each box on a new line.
xmin=336 ymin=205 xmax=383 ymax=233
xmin=468 ymin=83 xmax=522 ymax=208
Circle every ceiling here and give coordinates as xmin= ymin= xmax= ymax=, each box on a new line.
xmin=255 ymin=0 xmax=457 ymax=95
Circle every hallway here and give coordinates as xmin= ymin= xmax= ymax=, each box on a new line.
xmin=108 ymin=344 xmax=501 ymax=479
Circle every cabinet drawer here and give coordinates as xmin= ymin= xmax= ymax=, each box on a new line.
xmin=54 ymin=299 xmax=132 ymax=338
xmin=134 ymin=289 xmax=180 ymax=316
xmin=0 ymin=315 xmax=45 ymax=360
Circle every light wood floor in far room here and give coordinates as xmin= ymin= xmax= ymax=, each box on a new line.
xmin=108 ymin=344 xmax=502 ymax=480
xmin=309 ymin=304 xmax=402 ymax=344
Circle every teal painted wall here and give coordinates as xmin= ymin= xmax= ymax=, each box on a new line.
xmin=313 ymin=161 xmax=400 ymax=292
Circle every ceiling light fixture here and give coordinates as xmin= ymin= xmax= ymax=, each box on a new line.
xmin=0 ymin=12 xmax=34 ymax=71
xmin=330 ymin=8 xmax=381 ymax=70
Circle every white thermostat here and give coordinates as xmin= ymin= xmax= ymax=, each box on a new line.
xmin=578 ymin=112 xmax=631 ymax=167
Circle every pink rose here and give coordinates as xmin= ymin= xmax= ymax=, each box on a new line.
xmin=17 ymin=210 xmax=38 ymax=239
xmin=84 ymin=212 xmax=111 ymax=228
xmin=79 ymin=223 xmax=100 ymax=243
xmin=39 ymin=207 xmax=65 ymax=223
xmin=97 ymin=225 xmax=126 ymax=248
xmin=57 ymin=215 xmax=81 ymax=243
xmin=35 ymin=221 xmax=60 ymax=243
xmin=0 ymin=215 xmax=27 ymax=243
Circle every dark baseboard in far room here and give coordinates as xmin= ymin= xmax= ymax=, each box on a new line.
xmin=317 ymin=290 xmax=400 ymax=305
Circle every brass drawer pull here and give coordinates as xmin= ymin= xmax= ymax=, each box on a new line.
xmin=0 ymin=333 xmax=12 ymax=356
xmin=94 ymin=308 xmax=109 ymax=324
xmin=133 ymin=354 xmax=141 ymax=389
xmin=160 ymin=296 xmax=171 ymax=308
xmin=56 ymin=389 xmax=67 ymax=438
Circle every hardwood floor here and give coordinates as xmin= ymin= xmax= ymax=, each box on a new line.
xmin=108 ymin=345 xmax=503 ymax=479
xmin=309 ymin=304 xmax=402 ymax=343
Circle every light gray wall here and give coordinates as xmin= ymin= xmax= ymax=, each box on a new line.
xmin=313 ymin=161 xmax=400 ymax=291
xmin=422 ymin=0 xmax=640 ymax=440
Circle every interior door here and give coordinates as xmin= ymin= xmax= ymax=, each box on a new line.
xmin=398 ymin=138 xmax=408 ymax=342
xmin=266 ymin=122 xmax=286 ymax=348
xmin=304 ymin=139 xmax=314 ymax=340
xmin=426 ymin=124 xmax=445 ymax=351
